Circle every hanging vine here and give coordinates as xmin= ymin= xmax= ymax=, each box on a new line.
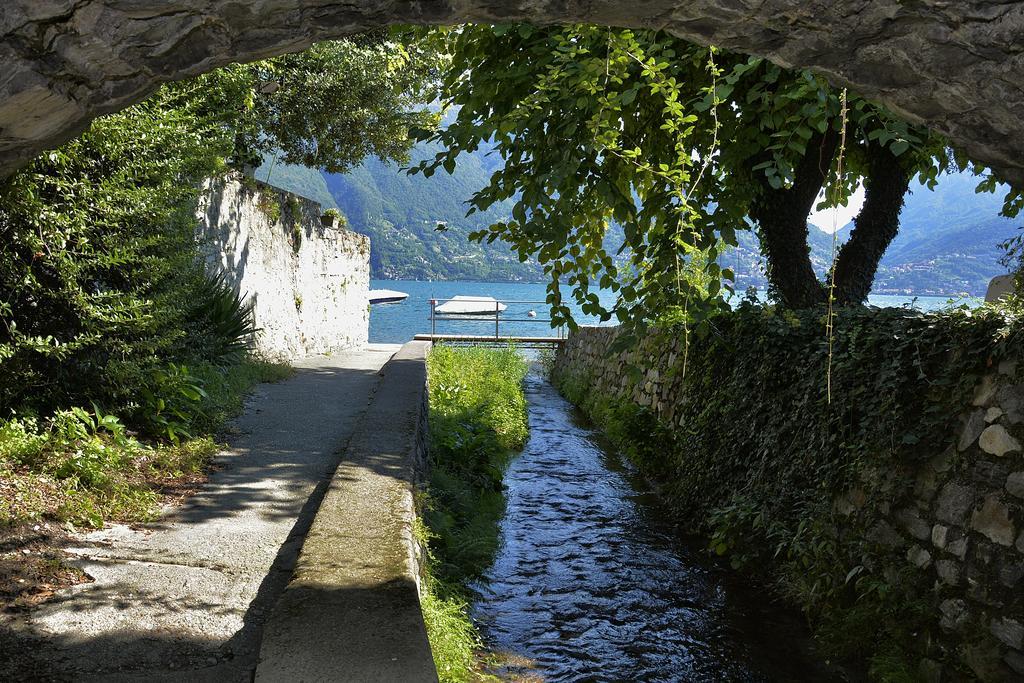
xmin=826 ymin=88 xmax=849 ymax=404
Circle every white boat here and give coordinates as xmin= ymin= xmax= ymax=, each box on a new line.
xmin=434 ymin=295 xmax=507 ymax=315
xmin=367 ymin=289 xmax=409 ymax=304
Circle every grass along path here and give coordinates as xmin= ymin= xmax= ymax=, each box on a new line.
xmin=421 ymin=344 xmax=528 ymax=682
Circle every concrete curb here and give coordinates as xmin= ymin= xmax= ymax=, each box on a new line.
xmin=255 ymin=341 xmax=437 ymax=682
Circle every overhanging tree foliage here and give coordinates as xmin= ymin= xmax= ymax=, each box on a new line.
xmin=202 ymin=31 xmax=441 ymax=173
xmin=0 ymin=33 xmax=440 ymax=418
xmin=415 ymin=25 xmax=1009 ymax=325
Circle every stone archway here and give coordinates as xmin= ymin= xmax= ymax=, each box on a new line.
xmin=2 ymin=1 xmax=1023 ymax=184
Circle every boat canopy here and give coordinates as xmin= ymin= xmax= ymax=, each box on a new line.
xmin=434 ymin=295 xmax=507 ymax=314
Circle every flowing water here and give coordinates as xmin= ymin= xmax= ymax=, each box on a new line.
xmin=472 ymin=373 xmax=837 ymax=682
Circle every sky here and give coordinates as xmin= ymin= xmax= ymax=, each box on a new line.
xmin=807 ymin=184 xmax=865 ymax=233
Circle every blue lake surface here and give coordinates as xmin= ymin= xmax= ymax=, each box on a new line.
xmin=368 ymin=279 xmax=976 ymax=344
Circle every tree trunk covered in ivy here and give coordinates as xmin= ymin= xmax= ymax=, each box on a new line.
xmin=830 ymin=141 xmax=911 ymax=306
xmin=749 ymin=128 xmax=911 ymax=309
xmin=748 ymin=128 xmax=840 ymax=309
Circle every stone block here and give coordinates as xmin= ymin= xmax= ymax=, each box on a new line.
xmin=931 ymin=448 xmax=956 ymax=474
xmin=939 ymin=598 xmax=969 ymax=631
xmin=907 ymin=544 xmax=932 ymax=568
xmin=895 ymin=507 xmax=932 ymax=541
xmin=997 ymin=384 xmax=1024 ymax=424
xmin=971 ymin=495 xmax=1016 ymax=546
xmin=967 ymin=574 xmax=1003 ymax=607
xmin=936 ymin=481 xmax=974 ymax=525
xmin=986 ymin=406 xmax=1005 ymax=423
xmin=1006 ymin=471 xmax=1024 ymax=499
xmin=959 ymin=410 xmax=987 ymax=451
xmin=936 ymin=559 xmax=960 ymax=585
xmin=932 ymin=524 xmax=950 ymax=549
xmin=1017 ymin=531 xmax=1024 ymax=555
xmin=972 ymin=459 xmax=1010 ymax=487
xmin=947 ymin=536 xmax=970 ymax=560
xmin=915 ymin=467 xmax=940 ymax=503
xmin=1006 ymin=650 xmax=1024 ymax=676
xmin=866 ymin=521 xmax=905 ymax=548
xmin=974 ymin=374 xmax=999 ymax=406
xmin=975 ymin=540 xmax=998 ymax=566
xmin=999 ymin=560 xmax=1024 ymax=588
xmin=979 ymin=424 xmax=1022 ymax=457
xmin=991 ymin=617 xmax=1024 ymax=649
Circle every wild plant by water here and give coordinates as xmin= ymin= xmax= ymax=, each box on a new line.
xmin=420 ymin=344 xmax=528 ymax=681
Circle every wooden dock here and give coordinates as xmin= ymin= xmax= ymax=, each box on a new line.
xmin=413 ymin=333 xmax=565 ymax=347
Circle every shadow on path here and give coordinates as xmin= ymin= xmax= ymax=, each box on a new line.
xmin=0 ymin=347 xmax=401 ymax=681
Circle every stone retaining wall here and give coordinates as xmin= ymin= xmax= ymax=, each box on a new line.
xmin=554 ymin=326 xmax=1024 ymax=681
xmin=197 ymin=173 xmax=369 ymax=359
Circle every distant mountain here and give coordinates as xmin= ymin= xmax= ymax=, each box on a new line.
xmin=259 ymin=145 xmax=1021 ymax=296
xmin=258 ymin=143 xmax=544 ymax=282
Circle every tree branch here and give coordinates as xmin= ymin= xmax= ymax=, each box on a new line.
xmin=831 ymin=139 xmax=911 ymax=305
xmin=748 ymin=125 xmax=840 ymax=308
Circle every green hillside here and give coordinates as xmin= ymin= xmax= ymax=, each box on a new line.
xmin=257 ymin=156 xmax=338 ymax=209
xmin=258 ymin=143 xmax=543 ymax=281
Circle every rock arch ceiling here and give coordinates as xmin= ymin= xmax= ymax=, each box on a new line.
xmin=1 ymin=1 xmax=1023 ymax=184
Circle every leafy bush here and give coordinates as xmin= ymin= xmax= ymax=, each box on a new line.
xmin=138 ymin=364 xmax=208 ymax=443
xmin=0 ymin=79 xmax=232 ymax=419
xmin=0 ymin=409 xmax=177 ymax=527
xmin=0 ymin=354 xmax=290 ymax=530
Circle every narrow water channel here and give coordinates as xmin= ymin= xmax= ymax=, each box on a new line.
xmin=472 ymin=373 xmax=834 ymax=682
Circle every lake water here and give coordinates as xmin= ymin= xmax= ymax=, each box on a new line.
xmin=368 ymin=279 xmax=973 ymax=344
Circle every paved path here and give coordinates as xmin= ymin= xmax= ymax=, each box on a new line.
xmin=8 ymin=346 xmax=398 ymax=681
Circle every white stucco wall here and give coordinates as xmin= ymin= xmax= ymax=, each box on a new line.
xmin=197 ymin=173 xmax=369 ymax=359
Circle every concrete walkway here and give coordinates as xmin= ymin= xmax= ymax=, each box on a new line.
xmin=255 ymin=340 xmax=437 ymax=682
xmin=7 ymin=346 xmax=398 ymax=681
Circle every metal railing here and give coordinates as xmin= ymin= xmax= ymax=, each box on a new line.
xmin=419 ymin=297 xmax=565 ymax=345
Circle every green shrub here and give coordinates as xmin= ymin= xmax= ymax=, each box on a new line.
xmin=0 ymin=352 xmax=290 ymax=529
xmin=0 ymin=82 xmax=234 ymax=420
xmin=256 ymin=192 xmax=282 ymax=224
xmin=139 ymin=363 xmax=208 ymax=443
xmin=185 ymin=271 xmax=257 ymax=363
xmin=0 ymin=417 xmax=48 ymax=467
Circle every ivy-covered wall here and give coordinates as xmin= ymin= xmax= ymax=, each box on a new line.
xmin=553 ymin=306 xmax=1024 ymax=681
xmin=197 ymin=173 xmax=370 ymax=359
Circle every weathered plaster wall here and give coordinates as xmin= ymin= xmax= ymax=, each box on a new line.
xmin=555 ymin=326 xmax=1024 ymax=680
xmin=1 ymin=2 xmax=1024 ymax=186
xmin=197 ymin=173 xmax=369 ymax=359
